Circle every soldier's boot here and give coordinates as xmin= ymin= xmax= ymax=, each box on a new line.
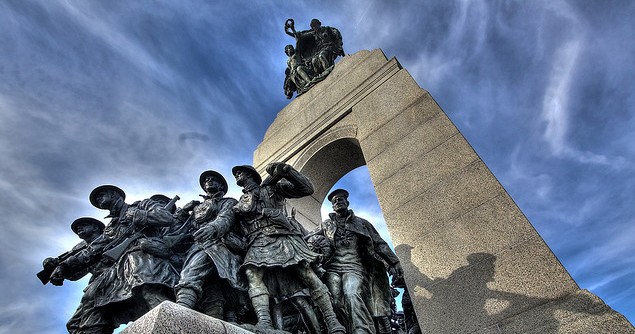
xmin=310 ymin=286 xmax=345 ymax=334
xmin=141 ymin=285 xmax=170 ymax=310
xmin=224 ymin=310 xmax=237 ymax=323
xmin=291 ymin=296 xmax=322 ymax=334
xmin=176 ymin=287 xmax=198 ymax=309
xmin=249 ymin=287 xmax=273 ymax=329
xmin=375 ymin=316 xmax=392 ymax=334
xmin=204 ymin=301 xmax=224 ymax=320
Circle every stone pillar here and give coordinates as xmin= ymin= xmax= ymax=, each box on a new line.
xmin=253 ymin=49 xmax=634 ymax=333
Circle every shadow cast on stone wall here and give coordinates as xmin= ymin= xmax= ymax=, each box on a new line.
xmin=395 ymin=244 xmax=614 ymax=333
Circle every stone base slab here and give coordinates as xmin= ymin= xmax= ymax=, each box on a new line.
xmin=121 ymin=301 xmax=253 ymax=334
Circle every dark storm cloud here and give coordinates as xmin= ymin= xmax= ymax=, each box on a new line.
xmin=1 ymin=0 xmax=634 ymax=332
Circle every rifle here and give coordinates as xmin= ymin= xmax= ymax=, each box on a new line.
xmin=102 ymin=195 xmax=180 ymax=261
xmin=164 ymin=195 xmax=180 ymax=212
xmin=36 ymin=243 xmax=88 ymax=285
xmin=163 ymin=214 xmax=194 ymax=249
xmin=102 ymin=232 xmax=144 ymax=261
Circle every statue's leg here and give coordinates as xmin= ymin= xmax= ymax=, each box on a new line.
xmin=311 ymin=57 xmax=322 ymax=74
xmin=341 ymin=272 xmax=374 ymax=334
xmin=175 ymin=249 xmax=215 ymax=309
xmin=325 ymin=272 xmax=343 ymax=311
xmin=272 ymin=302 xmax=285 ymax=330
xmin=66 ymin=300 xmax=86 ymax=333
xmin=290 ymin=296 xmax=322 ymax=334
xmin=374 ymin=316 xmax=392 ymax=334
xmin=245 ymin=266 xmax=273 ymax=329
xmin=78 ymin=306 xmax=115 ymax=334
xmin=318 ymin=51 xmax=331 ymax=73
xmin=223 ymin=289 xmax=249 ymax=323
xmin=79 ymin=325 xmax=116 ymax=334
xmin=402 ymin=288 xmax=422 ymax=334
xmin=294 ymin=263 xmax=345 ymax=334
xmin=298 ymin=67 xmax=312 ymax=83
xmin=140 ymin=284 xmax=172 ymax=310
xmin=198 ymin=280 xmax=225 ymax=319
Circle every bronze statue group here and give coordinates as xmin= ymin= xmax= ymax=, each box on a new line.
xmin=40 ymin=162 xmax=422 ymax=334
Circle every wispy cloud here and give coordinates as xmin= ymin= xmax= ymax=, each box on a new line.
xmin=541 ymin=39 xmax=581 ymax=155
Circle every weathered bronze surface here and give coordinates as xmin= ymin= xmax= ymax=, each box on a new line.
xmin=307 ymin=189 xmax=404 ymax=334
xmin=40 ymin=167 xmax=403 ymax=334
xmin=43 ymin=186 xmax=180 ymax=333
xmin=284 ymin=19 xmax=344 ymax=99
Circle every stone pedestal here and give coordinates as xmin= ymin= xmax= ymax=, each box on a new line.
xmin=121 ymin=301 xmax=253 ymax=334
xmin=253 ymin=49 xmax=634 ymax=333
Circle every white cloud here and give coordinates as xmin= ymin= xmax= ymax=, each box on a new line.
xmin=541 ymin=38 xmax=581 ymax=155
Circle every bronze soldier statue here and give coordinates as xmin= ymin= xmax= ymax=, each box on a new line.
xmin=51 ymin=185 xmax=179 ymax=333
xmin=173 ymin=170 xmax=247 ymax=320
xmin=308 ymin=189 xmax=404 ymax=334
xmin=284 ymin=44 xmax=314 ymax=99
xmin=40 ymin=217 xmax=107 ymax=334
xmin=206 ymin=163 xmax=345 ymax=333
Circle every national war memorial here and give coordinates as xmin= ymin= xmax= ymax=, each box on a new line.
xmin=40 ymin=18 xmax=634 ymax=334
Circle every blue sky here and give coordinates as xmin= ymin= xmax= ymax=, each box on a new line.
xmin=1 ymin=1 xmax=634 ymax=332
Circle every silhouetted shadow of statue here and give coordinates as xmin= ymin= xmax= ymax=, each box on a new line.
xmin=394 ymin=245 xmax=615 ymax=333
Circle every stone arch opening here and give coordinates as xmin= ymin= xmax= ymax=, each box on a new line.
xmin=288 ymin=136 xmax=365 ymax=228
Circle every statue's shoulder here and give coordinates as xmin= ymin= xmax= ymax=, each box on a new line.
xmin=355 ymin=216 xmax=372 ymax=226
xmin=71 ymin=240 xmax=88 ymax=251
xmin=220 ymin=196 xmax=238 ymax=206
xmin=133 ymin=198 xmax=155 ymax=207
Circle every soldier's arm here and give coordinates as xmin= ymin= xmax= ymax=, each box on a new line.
xmin=364 ymin=220 xmax=405 ymax=283
xmin=49 ymin=244 xmax=102 ymax=285
xmin=211 ymin=198 xmax=239 ymax=236
xmin=271 ymin=163 xmax=314 ymax=198
xmin=365 ymin=219 xmax=401 ymax=266
xmin=193 ymin=198 xmax=238 ymax=242
xmin=128 ymin=199 xmax=175 ymax=228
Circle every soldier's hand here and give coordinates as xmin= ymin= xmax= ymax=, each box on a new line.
xmin=389 ymin=263 xmax=405 ymax=287
xmin=42 ymin=257 xmax=59 ymax=269
xmin=182 ymin=200 xmax=201 ymax=212
xmin=193 ymin=224 xmax=219 ymax=242
xmin=266 ymin=162 xmax=290 ymax=176
xmin=49 ymin=267 xmax=65 ymax=286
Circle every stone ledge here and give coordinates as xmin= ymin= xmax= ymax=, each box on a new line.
xmin=121 ymin=301 xmax=253 ymax=334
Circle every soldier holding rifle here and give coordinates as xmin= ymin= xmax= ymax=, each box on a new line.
xmin=50 ymin=185 xmax=179 ymax=333
xmin=39 ymin=217 xmax=105 ymax=285
xmin=39 ymin=218 xmax=108 ymax=333
xmin=173 ymin=170 xmax=247 ymax=320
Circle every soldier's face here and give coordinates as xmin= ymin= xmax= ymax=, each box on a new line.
xmin=76 ymin=224 xmax=100 ymax=240
xmin=331 ymin=196 xmax=348 ymax=212
xmin=96 ymin=191 xmax=115 ymax=209
xmin=204 ymin=176 xmax=221 ymax=193
xmin=234 ymin=170 xmax=248 ymax=186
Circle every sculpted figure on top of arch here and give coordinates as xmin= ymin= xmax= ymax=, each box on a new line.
xmin=284 ymin=18 xmax=344 ymax=99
